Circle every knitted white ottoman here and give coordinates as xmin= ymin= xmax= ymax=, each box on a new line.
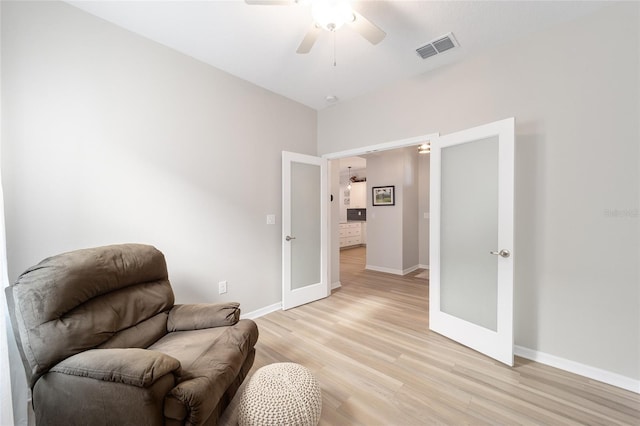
xmin=238 ymin=362 xmax=322 ymax=426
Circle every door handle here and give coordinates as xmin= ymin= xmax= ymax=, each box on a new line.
xmin=285 ymin=236 xmax=296 ymax=242
xmin=490 ymin=249 xmax=511 ymax=258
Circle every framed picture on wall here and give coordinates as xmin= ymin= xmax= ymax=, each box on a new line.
xmin=372 ymin=185 xmax=395 ymax=206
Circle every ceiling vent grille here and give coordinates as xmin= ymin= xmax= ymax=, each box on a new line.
xmin=416 ymin=32 xmax=459 ymax=59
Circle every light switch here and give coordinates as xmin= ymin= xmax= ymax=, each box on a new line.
xmin=266 ymin=214 xmax=276 ymax=225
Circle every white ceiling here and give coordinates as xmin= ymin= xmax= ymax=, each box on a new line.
xmin=68 ymin=1 xmax=607 ymax=111
xmin=339 ymin=156 xmax=367 ymax=175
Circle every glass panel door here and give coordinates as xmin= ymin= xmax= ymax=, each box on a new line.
xmin=291 ymin=162 xmax=321 ymax=290
xmin=440 ymin=136 xmax=499 ymax=331
xmin=430 ymin=118 xmax=514 ymax=366
xmin=282 ymin=152 xmax=328 ymax=310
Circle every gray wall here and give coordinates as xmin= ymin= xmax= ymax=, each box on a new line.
xmin=365 ymin=147 xmax=421 ymax=274
xmin=402 ymin=148 xmax=419 ymax=271
xmin=318 ymin=3 xmax=640 ymax=381
xmin=2 ymin=1 xmax=316 ymax=421
xmin=2 ymin=0 xmax=316 ymax=309
xmin=366 ymin=150 xmax=404 ymax=272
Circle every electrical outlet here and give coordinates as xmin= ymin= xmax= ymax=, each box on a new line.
xmin=218 ymin=281 xmax=227 ymax=295
xmin=266 ymin=214 xmax=276 ymax=225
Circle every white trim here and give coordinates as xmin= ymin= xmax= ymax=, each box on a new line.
xmin=365 ymin=265 xmax=403 ymax=275
xmin=403 ymin=265 xmax=420 ymax=275
xmin=241 ymin=302 xmax=282 ymax=320
xmin=515 ymin=345 xmax=640 ymax=394
xmin=365 ymin=264 xmax=420 ymax=276
xmin=331 ymin=281 xmax=342 ymax=290
xmin=418 ymin=264 xmax=430 ymax=270
xmin=322 ymin=133 xmax=440 ymax=160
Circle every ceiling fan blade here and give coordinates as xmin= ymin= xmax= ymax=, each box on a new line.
xmin=244 ymin=0 xmax=294 ymax=5
xmin=296 ymin=25 xmax=322 ymax=54
xmin=348 ymin=10 xmax=386 ymax=45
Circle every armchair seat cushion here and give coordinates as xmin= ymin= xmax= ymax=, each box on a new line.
xmin=149 ymin=319 xmax=259 ymax=424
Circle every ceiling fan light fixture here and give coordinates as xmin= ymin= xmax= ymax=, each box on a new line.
xmin=311 ymin=0 xmax=354 ymax=31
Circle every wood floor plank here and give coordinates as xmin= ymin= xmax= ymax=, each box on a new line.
xmin=220 ymin=247 xmax=640 ymax=425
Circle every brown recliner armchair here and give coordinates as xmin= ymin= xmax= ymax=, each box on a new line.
xmin=5 ymin=243 xmax=259 ymax=425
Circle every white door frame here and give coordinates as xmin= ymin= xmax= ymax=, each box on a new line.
xmin=322 ymin=133 xmax=440 ymax=161
xmin=322 ymin=132 xmax=439 ymax=290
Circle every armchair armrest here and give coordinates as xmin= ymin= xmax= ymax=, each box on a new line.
xmin=50 ymin=348 xmax=181 ymax=388
xmin=167 ymin=302 xmax=240 ymax=332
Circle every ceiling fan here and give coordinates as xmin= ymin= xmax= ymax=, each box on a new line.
xmin=245 ymin=0 xmax=386 ymax=54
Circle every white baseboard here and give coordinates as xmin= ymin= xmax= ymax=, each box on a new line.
xmin=241 ymin=302 xmax=281 ymax=320
xmin=240 ymin=282 xmax=341 ymax=319
xmin=418 ymin=264 xmax=429 ymax=270
xmin=403 ymin=265 xmax=420 ymax=275
xmin=514 ymin=345 xmax=640 ymax=394
xmin=365 ymin=265 xmax=399 ymax=275
xmin=365 ymin=264 xmax=420 ymax=276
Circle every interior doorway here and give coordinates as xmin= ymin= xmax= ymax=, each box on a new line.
xmin=323 ymin=117 xmax=515 ymax=366
xmin=337 ymin=156 xmax=368 ymax=276
xmin=325 ymin=134 xmax=436 ymax=291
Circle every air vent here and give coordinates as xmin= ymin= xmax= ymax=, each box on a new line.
xmin=416 ymin=32 xmax=459 ymax=59
xmin=416 ymin=44 xmax=437 ymax=59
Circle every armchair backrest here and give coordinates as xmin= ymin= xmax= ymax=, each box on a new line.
xmin=5 ymin=244 xmax=175 ymax=388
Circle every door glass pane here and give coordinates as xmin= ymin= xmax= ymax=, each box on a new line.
xmin=440 ymin=136 xmax=499 ymax=331
xmin=291 ymin=162 xmax=321 ymax=289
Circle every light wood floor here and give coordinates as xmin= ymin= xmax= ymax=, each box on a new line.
xmin=221 ymin=247 xmax=640 ymax=425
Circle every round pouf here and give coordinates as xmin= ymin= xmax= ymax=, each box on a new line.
xmin=238 ymin=362 xmax=322 ymax=426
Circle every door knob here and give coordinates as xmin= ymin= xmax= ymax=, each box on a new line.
xmin=490 ymin=249 xmax=511 ymax=258
xmin=285 ymin=236 xmax=296 ymax=242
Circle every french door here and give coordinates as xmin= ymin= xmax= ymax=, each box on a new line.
xmin=429 ymin=117 xmax=515 ymax=365
xmin=281 ymin=151 xmax=329 ymax=310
